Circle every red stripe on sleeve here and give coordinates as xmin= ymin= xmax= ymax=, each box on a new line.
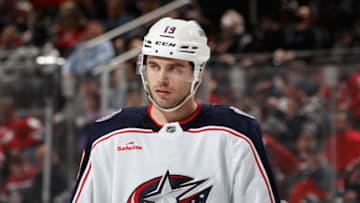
xmin=75 ymin=162 xmax=92 ymax=203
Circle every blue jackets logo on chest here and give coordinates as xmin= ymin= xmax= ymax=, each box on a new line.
xmin=127 ymin=170 xmax=212 ymax=203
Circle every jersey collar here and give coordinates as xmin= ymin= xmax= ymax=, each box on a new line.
xmin=147 ymin=103 xmax=202 ymax=129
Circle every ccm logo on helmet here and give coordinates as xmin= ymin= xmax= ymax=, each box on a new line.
xmin=155 ymin=41 xmax=176 ymax=47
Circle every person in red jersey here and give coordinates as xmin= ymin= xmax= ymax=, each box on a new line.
xmin=0 ymin=97 xmax=43 ymax=152
xmin=325 ymin=110 xmax=360 ymax=173
xmin=1 ymin=152 xmax=37 ymax=202
xmin=347 ymin=72 xmax=360 ymax=125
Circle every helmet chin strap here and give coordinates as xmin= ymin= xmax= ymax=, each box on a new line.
xmin=145 ymin=78 xmax=201 ymax=113
xmin=148 ymin=91 xmax=194 ymax=112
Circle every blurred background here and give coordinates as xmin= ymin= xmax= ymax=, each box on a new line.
xmin=1 ymin=0 xmax=360 ymax=202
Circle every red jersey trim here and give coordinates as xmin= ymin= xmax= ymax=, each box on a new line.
xmin=187 ymin=127 xmax=275 ymax=203
xmin=92 ymin=129 xmax=155 ymax=150
xmin=74 ymin=162 xmax=92 ymax=203
xmin=76 ymin=149 xmax=86 ymax=180
xmin=148 ymin=103 xmax=201 ymax=127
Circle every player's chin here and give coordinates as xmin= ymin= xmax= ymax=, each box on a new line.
xmin=154 ymin=98 xmax=177 ymax=109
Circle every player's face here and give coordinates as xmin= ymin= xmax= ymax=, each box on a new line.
xmin=146 ymin=56 xmax=194 ymax=109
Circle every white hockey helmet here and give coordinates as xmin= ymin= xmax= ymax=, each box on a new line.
xmin=138 ymin=17 xmax=211 ymax=112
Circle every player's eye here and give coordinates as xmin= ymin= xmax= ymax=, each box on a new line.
xmin=168 ymin=65 xmax=181 ymax=73
xmin=148 ymin=64 xmax=160 ymax=70
xmin=170 ymin=67 xmax=178 ymax=72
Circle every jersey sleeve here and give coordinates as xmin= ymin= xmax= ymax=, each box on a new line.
xmin=71 ymin=107 xmax=145 ymax=203
xmin=71 ymin=155 xmax=93 ymax=203
xmin=71 ymin=124 xmax=113 ymax=203
xmin=230 ymin=120 xmax=279 ymax=203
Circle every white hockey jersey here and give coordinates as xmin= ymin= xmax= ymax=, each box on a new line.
xmin=71 ymin=104 xmax=280 ymax=203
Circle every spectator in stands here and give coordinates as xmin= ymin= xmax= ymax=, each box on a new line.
xmin=83 ymin=92 xmax=101 ymax=122
xmin=22 ymin=144 xmax=68 ymax=203
xmin=0 ymin=126 xmax=15 ymax=154
xmin=0 ymin=146 xmax=5 ymax=168
xmin=30 ymin=0 xmax=66 ymax=27
xmin=79 ymin=77 xmax=100 ymax=96
xmin=0 ymin=0 xmax=14 ymax=27
xmin=283 ymin=5 xmax=318 ymax=50
xmin=32 ymin=0 xmax=66 ymax=10
xmin=325 ymin=110 xmax=360 ymax=174
xmin=77 ymin=83 xmax=101 ymax=115
xmin=317 ymin=66 xmax=350 ymax=111
xmin=53 ymin=1 xmax=87 ymax=56
xmin=126 ymin=0 xmax=161 ymax=37
xmin=1 ymin=152 xmax=37 ymax=203
xmin=0 ymin=24 xmax=21 ymax=50
xmin=263 ymin=133 xmax=300 ymax=198
xmin=295 ymin=124 xmax=318 ymax=161
xmin=125 ymin=37 xmax=143 ymax=84
xmin=75 ymin=91 xmax=101 ymax=149
xmin=62 ymin=20 xmax=115 ymax=75
xmin=261 ymin=94 xmax=289 ymax=144
xmin=14 ymin=1 xmax=35 ymax=45
xmin=136 ymin=0 xmax=160 ymax=15
xmin=252 ymin=16 xmax=285 ymax=52
xmin=290 ymin=76 xmax=323 ymax=131
xmin=264 ymin=132 xmax=301 ymax=177
xmin=277 ymin=62 xmax=315 ymax=149
xmin=288 ymin=145 xmax=334 ymax=203
xmin=102 ymin=0 xmax=134 ymax=30
xmin=207 ymin=63 xmax=233 ymax=104
xmin=259 ymin=79 xmax=307 ymax=151
xmin=182 ymin=4 xmax=200 ymax=20
xmin=0 ymin=97 xmax=43 ymax=153
xmin=73 ymin=0 xmax=107 ymax=20
xmin=113 ymin=37 xmax=126 ymax=55
xmin=214 ymin=9 xmax=253 ymax=64
xmin=109 ymin=37 xmax=143 ymax=109
xmin=347 ymin=72 xmax=360 ymax=126
xmin=0 ymin=145 xmax=5 ymax=186
xmin=333 ymin=29 xmax=358 ymax=48
xmin=66 ymin=77 xmax=103 ymax=157
xmin=341 ymin=160 xmax=360 ymax=203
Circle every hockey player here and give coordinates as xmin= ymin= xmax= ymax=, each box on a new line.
xmin=71 ymin=17 xmax=280 ymax=203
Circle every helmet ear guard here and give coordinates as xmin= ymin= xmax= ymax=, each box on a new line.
xmin=138 ymin=17 xmax=210 ymax=112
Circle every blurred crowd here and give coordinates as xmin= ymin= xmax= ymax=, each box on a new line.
xmin=0 ymin=0 xmax=360 ymax=202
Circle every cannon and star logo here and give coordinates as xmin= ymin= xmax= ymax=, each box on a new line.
xmin=127 ymin=170 xmax=213 ymax=203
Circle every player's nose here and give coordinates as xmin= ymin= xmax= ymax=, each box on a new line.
xmin=158 ymin=69 xmax=169 ymax=84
